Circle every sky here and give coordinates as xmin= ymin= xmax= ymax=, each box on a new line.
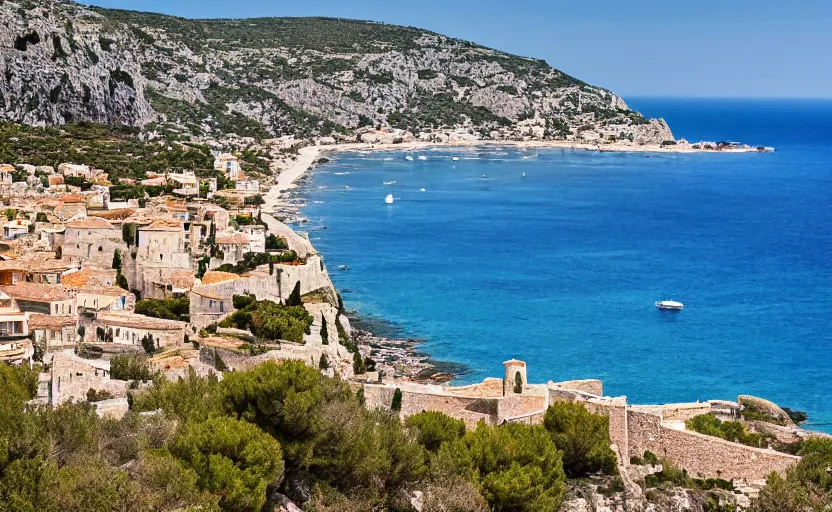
xmin=83 ymin=0 xmax=832 ymax=98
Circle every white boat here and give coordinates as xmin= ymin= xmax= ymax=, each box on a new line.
xmin=452 ymin=156 xmax=460 ymax=161
xmin=420 ymin=188 xmax=426 ymax=192
xmin=655 ymin=300 xmax=684 ymax=311
xmin=383 ymin=180 xmax=396 ymax=185
xmin=405 ymin=155 xmax=414 ymax=161
xmin=385 ymin=194 xmax=394 ymax=204
xmin=418 ymin=155 xmax=427 ymax=161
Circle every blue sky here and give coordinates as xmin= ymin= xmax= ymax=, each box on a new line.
xmin=84 ymin=0 xmax=831 ymax=98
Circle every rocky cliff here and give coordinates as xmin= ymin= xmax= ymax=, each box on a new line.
xmin=0 ymin=0 xmax=673 ymax=144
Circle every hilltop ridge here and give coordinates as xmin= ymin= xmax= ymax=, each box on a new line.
xmin=0 ymin=0 xmax=673 ymax=144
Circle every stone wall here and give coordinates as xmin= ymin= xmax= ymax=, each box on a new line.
xmin=363 ymin=383 xmax=500 ymax=428
xmin=627 ymin=410 xmax=799 ymax=481
xmin=498 ymin=393 xmax=548 ymax=421
xmin=50 ymin=352 xmax=128 ymax=405
xmin=584 ymin=397 xmax=629 ymax=461
xmin=552 ymin=379 xmax=604 ymax=396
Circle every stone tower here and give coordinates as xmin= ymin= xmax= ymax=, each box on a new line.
xmin=503 ymin=359 xmax=527 ymax=396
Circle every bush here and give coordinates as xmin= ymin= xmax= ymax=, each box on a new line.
xmin=135 ymin=297 xmax=190 ymax=322
xmin=685 ymin=413 xmax=771 ymax=449
xmin=543 ymin=402 xmax=617 ymax=477
xmin=171 ymin=416 xmax=284 ymax=511
xmin=434 ymin=423 xmax=566 ymax=512
xmin=141 ymin=333 xmax=156 ymax=355
xmin=405 ymin=411 xmax=465 ymax=453
xmin=110 ymin=354 xmax=153 ymax=381
xmin=219 ymin=299 xmax=312 ymax=343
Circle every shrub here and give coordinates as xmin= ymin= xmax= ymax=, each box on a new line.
xmin=405 ymin=411 xmax=465 ymax=453
xmin=434 ymin=423 xmax=566 ymax=512
xmin=135 ymin=297 xmax=190 ymax=322
xmin=141 ymin=333 xmax=156 ymax=355
xmin=685 ymin=413 xmax=771 ymax=449
xmin=110 ymin=354 xmax=153 ymax=381
xmin=543 ymin=402 xmax=617 ymax=477
xmin=318 ymin=353 xmax=329 ymax=370
xmin=171 ymin=416 xmax=284 ymax=511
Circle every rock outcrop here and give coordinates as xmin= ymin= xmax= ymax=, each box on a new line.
xmin=0 ymin=0 xmax=675 ymax=144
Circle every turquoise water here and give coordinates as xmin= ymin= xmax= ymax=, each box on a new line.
xmin=298 ymin=99 xmax=832 ymax=430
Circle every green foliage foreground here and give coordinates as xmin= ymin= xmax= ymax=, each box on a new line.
xmin=0 ymin=360 xmax=630 ymax=512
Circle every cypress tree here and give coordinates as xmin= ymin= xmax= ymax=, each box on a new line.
xmin=391 ymin=388 xmax=403 ymax=412
xmin=320 ymin=316 xmax=329 ymax=345
xmin=286 ymin=281 xmax=302 ymax=306
xmin=112 ymin=249 xmax=122 ymax=271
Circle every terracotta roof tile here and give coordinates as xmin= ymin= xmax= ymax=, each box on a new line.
xmin=0 ymin=282 xmax=72 ymax=302
xmin=199 ymin=271 xmax=240 ymax=285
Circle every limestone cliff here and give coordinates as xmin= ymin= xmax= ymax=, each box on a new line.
xmin=0 ymin=0 xmax=674 ymax=144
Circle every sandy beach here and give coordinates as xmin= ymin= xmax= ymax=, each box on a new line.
xmin=263 ymin=145 xmax=321 ymax=211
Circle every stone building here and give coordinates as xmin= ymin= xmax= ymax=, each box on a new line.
xmin=133 ymin=220 xmax=192 ymax=299
xmin=29 ymin=313 xmax=78 ymax=351
xmin=94 ymin=310 xmax=187 ymax=349
xmin=48 ymin=351 xmax=128 ymax=405
xmin=62 ymin=217 xmax=125 ymax=268
xmin=0 ymin=282 xmax=77 ymax=316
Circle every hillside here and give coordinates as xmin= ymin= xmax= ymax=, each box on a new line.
xmin=0 ymin=0 xmax=673 ymax=144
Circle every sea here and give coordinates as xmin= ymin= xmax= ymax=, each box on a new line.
xmin=295 ymin=98 xmax=832 ymax=431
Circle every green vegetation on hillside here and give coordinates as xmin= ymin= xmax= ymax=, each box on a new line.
xmin=0 ymin=122 xmax=213 ymax=181
xmin=135 ymin=297 xmax=191 ymax=323
xmin=685 ymin=413 xmax=772 ymax=449
xmin=219 ymin=299 xmax=312 ymax=343
xmin=0 ymin=360 xmax=630 ymax=511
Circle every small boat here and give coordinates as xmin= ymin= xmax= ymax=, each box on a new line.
xmin=345 ymin=185 xmax=350 ymax=190
xmin=420 ymin=188 xmax=426 ymax=192
xmin=405 ymin=155 xmax=414 ymax=161
xmin=452 ymin=156 xmax=460 ymax=161
xmin=418 ymin=155 xmax=427 ymax=161
xmin=383 ymin=180 xmax=397 ymax=185
xmin=522 ymin=172 xmax=526 ymax=177
xmin=655 ymin=300 xmax=684 ymax=311
xmin=338 ymin=265 xmax=349 ymax=271
xmin=385 ymin=194 xmax=394 ymax=204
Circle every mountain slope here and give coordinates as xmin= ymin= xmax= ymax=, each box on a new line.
xmin=0 ymin=0 xmax=673 ymax=143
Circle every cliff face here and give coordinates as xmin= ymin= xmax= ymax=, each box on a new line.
xmin=0 ymin=0 xmax=673 ymax=143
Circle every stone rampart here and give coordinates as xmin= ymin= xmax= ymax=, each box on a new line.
xmin=627 ymin=410 xmax=799 ymax=481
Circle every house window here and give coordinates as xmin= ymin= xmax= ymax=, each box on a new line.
xmin=209 ymin=300 xmax=214 ymax=308
xmin=54 ymin=304 xmax=58 ymax=314
xmin=220 ymin=302 xmax=224 ymax=312
xmin=115 ymin=328 xmax=120 ymax=337
xmin=160 ymin=254 xmax=164 ymax=261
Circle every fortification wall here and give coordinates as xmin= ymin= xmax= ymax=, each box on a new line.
xmin=552 ymin=379 xmax=603 ymax=396
xmin=363 ymin=383 xmax=500 ymax=427
xmin=498 ymin=393 xmax=547 ymax=421
xmin=627 ymin=410 xmax=799 ymax=481
xmin=584 ymin=398 xmax=629 ymax=461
